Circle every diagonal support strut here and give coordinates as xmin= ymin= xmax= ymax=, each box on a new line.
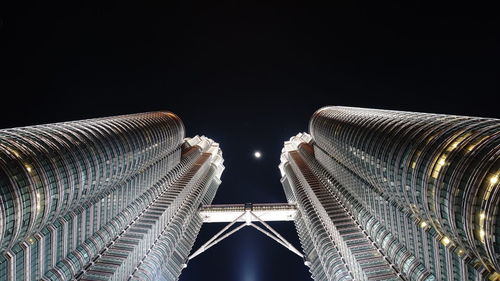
xmin=188 ymin=211 xmax=247 ymax=261
xmin=185 ymin=207 xmax=309 ymax=268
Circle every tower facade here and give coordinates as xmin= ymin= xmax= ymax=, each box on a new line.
xmin=280 ymin=106 xmax=499 ymax=281
xmin=0 ymin=112 xmax=224 ymax=281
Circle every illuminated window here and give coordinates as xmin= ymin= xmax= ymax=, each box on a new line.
xmin=431 ymin=156 xmax=447 ymax=179
xmin=446 ymin=133 xmax=471 ymax=152
xmin=467 ymin=136 xmax=488 ymax=152
xmin=441 ymin=236 xmax=451 ymax=246
xmin=479 ymin=212 xmax=486 ymax=220
xmin=478 ymin=229 xmax=486 ymax=242
xmin=483 ymin=173 xmax=499 ymax=200
xmin=419 ymin=221 xmax=428 ymax=229
xmin=9 ymin=148 xmax=20 ymax=157
xmin=490 ymin=175 xmax=498 ymax=185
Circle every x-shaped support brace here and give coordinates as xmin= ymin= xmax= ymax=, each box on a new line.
xmin=184 ymin=210 xmax=309 ymax=268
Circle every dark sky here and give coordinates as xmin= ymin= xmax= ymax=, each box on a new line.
xmin=1 ymin=1 xmax=498 ymax=280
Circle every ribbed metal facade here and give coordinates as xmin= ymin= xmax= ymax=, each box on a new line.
xmin=0 ymin=113 xmax=224 ymax=281
xmin=280 ymin=106 xmax=499 ymax=281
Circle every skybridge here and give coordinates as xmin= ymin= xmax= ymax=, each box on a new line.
xmin=186 ymin=203 xmax=310 ymax=267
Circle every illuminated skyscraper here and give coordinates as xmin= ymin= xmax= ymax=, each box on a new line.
xmin=1 ymin=107 xmax=498 ymax=281
xmin=280 ymin=106 xmax=499 ymax=281
xmin=0 ymin=112 xmax=224 ymax=281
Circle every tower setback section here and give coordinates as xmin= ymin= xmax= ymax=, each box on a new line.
xmin=0 ymin=112 xmax=224 ymax=281
xmin=280 ymin=106 xmax=499 ymax=281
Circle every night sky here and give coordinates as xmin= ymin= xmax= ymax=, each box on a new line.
xmin=1 ymin=1 xmax=498 ymax=280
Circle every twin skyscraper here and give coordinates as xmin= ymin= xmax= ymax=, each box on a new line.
xmin=0 ymin=107 xmax=498 ymax=281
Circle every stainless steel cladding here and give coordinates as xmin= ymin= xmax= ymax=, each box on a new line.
xmin=281 ymin=106 xmax=499 ymax=281
xmin=0 ymin=112 xmax=224 ymax=281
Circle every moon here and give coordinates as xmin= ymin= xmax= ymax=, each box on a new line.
xmin=253 ymin=151 xmax=262 ymax=159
